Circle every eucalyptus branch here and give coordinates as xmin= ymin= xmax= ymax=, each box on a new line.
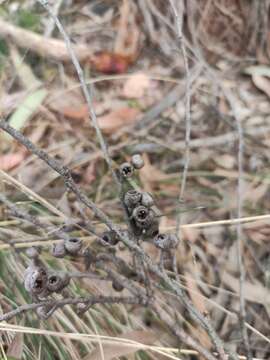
xmin=0 ymin=120 xmax=232 ymax=359
xmin=0 ymin=295 xmax=145 ymax=322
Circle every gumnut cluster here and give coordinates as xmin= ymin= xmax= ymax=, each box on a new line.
xmin=52 ymin=237 xmax=82 ymax=258
xmin=120 ymin=154 xmax=179 ymax=250
xmin=24 ymin=247 xmax=70 ymax=304
xmin=23 ymin=153 xmax=180 ymax=312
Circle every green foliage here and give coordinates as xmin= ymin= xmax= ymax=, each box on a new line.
xmin=0 ymin=39 xmax=8 ymax=74
xmin=0 ymin=39 xmax=8 ymax=57
xmin=16 ymin=10 xmax=41 ymax=32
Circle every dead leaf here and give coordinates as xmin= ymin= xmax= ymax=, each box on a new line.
xmin=0 ymin=152 xmax=26 ymax=171
xmin=139 ymin=154 xmax=171 ymax=192
xmin=97 ymin=107 xmax=140 ymax=133
xmin=47 ymin=89 xmax=87 ymax=120
xmin=84 ymin=330 xmax=157 ymax=360
xmin=184 ymin=266 xmax=211 ymax=350
xmin=182 ymin=227 xmax=200 ymax=244
xmin=245 ymin=183 xmax=268 ymax=204
xmin=7 ymin=333 xmax=23 ymax=359
xmin=214 ymin=154 xmax=235 ymax=169
xmin=114 ymin=0 xmax=140 ymax=58
xmin=91 ymin=51 xmax=132 ymax=74
xmin=123 ymin=73 xmax=151 ymax=99
xmin=252 ymin=75 xmax=270 ymax=98
xmin=222 ymin=272 xmax=270 ymax=309
xmin=83 ymin=161 xmax=97 ymax=184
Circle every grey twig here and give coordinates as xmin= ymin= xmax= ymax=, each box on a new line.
xmin=0 ymin=295 xmax=145 ymax=322
xmin=222 ymin=91 xmax=252 ymax=360
xmin=169 ymin=0 xmax=192 ymax=238
xmin=43 ymin=0 xmax=64 ymax=38
xmin=0 ymin=120 xmax=116 ymax=233
xmin=37 ymin=0 xmax=121 ymax=193
xmin=152 ymin=302 xmax=217 ymax=360
xmin=130 ymin=125 xmax=270 ymax=154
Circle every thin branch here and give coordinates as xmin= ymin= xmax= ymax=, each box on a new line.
xmin=0 ymin=295 xmax=145 ymax=322
xmin=152 ymin=302 xmax=217 ymax=360
xmin=222 ymin=89 xmax=252 ymax=360
xmin=0 ymin=18 xmax=91 ymax=61
xmin=0 ymin=121 xmax=232 ymax=359
xmin=169 ymin=0 xmax=192 ymax=237
xmin=236 ymin=112 xmax=252 ymax=360
xmin=0 ymin=120 xmax=116 ymax=232
xmin=37 ymin=0 xmax=120 ymax=193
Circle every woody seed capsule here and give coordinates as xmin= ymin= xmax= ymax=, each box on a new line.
xmin=141 ymin=192 xmax=154 ymax=207
xmin=119 ymin=162 xmax=134 ymax=178
xmin=64 ymin=238 xmax=82 ymax=255
xmin=47 ymin=272 xmax=70 ymax=293
xmin=154 ymin=233 xmax=179 ymax=250
xmin=124 ymin=189 xmax=142 ymax=209
xmin=52 ymin=241 xmax=66 ymax=258
xmin=101 ymin=230 xmax=120 ymax=246
xmin=131 ymin=154 xmax=144 ymax=169
xmin=132 ymin=205 xmax=155 ymax=229
xmin=112 ymin=279 xmax=124 ymax=292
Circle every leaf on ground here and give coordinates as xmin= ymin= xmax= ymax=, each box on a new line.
xmin=91 ymin=51 xmax=132 ymax=74
xmin=214 ymin=154 xmax=235 ymax=169
xmin=7 ymin=333 xmax=24 ymax=360
xmin=0 ymin=152 xmax=26 ymax=171
xmin=0 ymin=91 xmax=28 ymax=118
xmin=84 ymin=330 xmax=157 ymax=360
xmin=244 ymin=65 xmax=270 ymax=77
xmin=222 ymin=272 xmax=270 ymax=308
xmin=5 ymin=88 xmax=48 ymax=142
xmin=10 ymin=45 xmax=41 ymax=90
xmin=122 ymin=73 xmax=151 ymax=99
xmin=47 ymin=89 xmax=87 ymax=120
xmin=252 ymin=75 xmax=270 ymax=98
xmin=139 ymin=154 xmax=171 ymax=192
xmin=245 ymin=183 xmax=268 ymax=204
xmin=184 ymin=269 xmax=211 ymax=350
xmin=97 ymin=107 xmax=140 ymax=133
xmin=83 ymin=161 xmax=97 ymax=184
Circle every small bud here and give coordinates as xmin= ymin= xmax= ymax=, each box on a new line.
xmin=26 ymin=247 xmax=40 ymax=259
xmin=36 ymin=306 xmax=49 ymax=320
xmin=51 ymin=241 xmax=66 ymax=258
xmin=141 ymin=192 xmax=154 ymax=208
xmin=124 ymin=189 xmax=142 ymax=209
xmin=119 ymin=162 xmax=134 ymax=178
xmin=131 ymin=154 xmax=144 ymax=169
xmin=112 ymin=279 xmax=124 ymax=292
xmin=101 ymin=230 xmax=119 ymax=246
xmin=64 ymin=238 xmax=82 ymax=255
xmin=76 ymin=302 xmax=91 ymax=314
xmin=47 ymin=272 xmax=70 ymax=293
xmin=132 ymin=205 xmax=155 ymax=229
xmin=154 ymin=233 xmax=179 ymax=250
xmin=83 ymin=247 xmax=95 ymax=270
xmin=36 ymin=304 xmax=56 ymax=319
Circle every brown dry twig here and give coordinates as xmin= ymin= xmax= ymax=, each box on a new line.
xmin=0 ymin=19 xmax=91 ymax=62
xmin=0 ymin=295 xmax=146 ymax=322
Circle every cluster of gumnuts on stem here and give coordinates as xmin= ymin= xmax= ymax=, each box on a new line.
xmin=23 ymin=154 xmax=178 ymax=317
